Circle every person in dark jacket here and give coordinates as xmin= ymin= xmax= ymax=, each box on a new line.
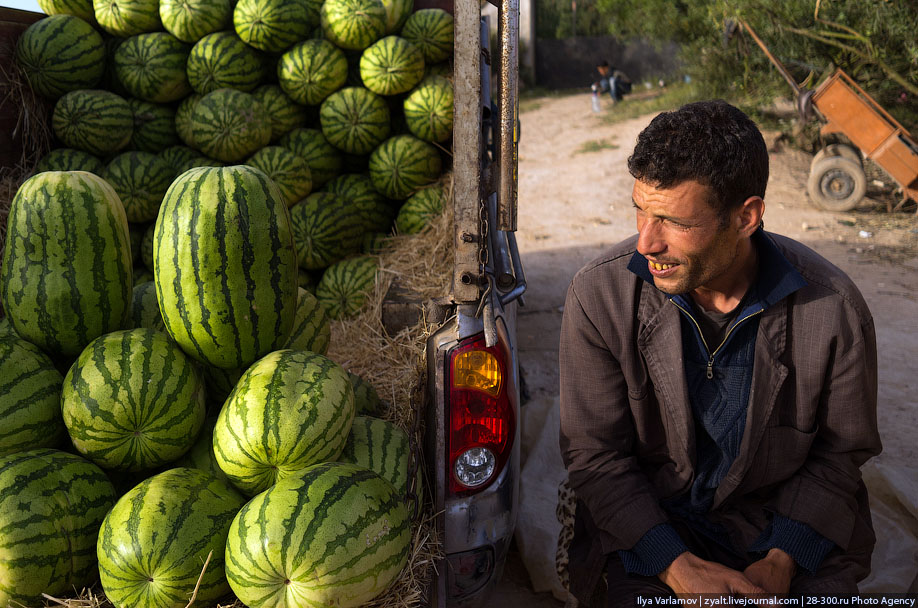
xmin=559 ymin=100 xmax=881 ymax=606
xmin=592 ymin=60 xmax=632 ymax=103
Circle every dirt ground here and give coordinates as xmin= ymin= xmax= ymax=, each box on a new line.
xmin=494 ymin=92 xmax=918 ymax=604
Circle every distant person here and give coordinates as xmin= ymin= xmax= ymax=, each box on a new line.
xmin=592 ymin=60 xmax=632 ymax=104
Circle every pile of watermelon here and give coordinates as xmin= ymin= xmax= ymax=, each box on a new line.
xmin=0 ymin=0 xmax=454 ymax=603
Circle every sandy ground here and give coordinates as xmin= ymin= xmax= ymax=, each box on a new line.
xmin=493 ymin=92 xmax=918 ymax=604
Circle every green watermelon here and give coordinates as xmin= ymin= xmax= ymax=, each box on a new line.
xmin=140 ymin=221 xmax=155 ymax=270
xmin=15 ymin=14 xmax=105 ymax=99
xmin=315 ymin=255 xmax=378 ymax=318
xmin=0 ymin=336 xmax=65 ymax=457
xmin=0 ymin=318 xmax=15 ymax=338
xmin=37 ymin=0 xmax=95 ymax=23
xmin=190 ymin=88 xmax=272 ymax=162
xmin=404 ymin=74 xmax=453 ymax=142
xmin=400 ymin=8 xmax=453 ymax=64
xmin=102 ymin=151 xmax=175 ymax=223
xmin=278 ymin=127 xmax=343 ymax=186
xmin=320 ymin=86 xmax=391 ymax=155
xmin=175 ymin=155 xmax=226 ymax=172
xmin=97 ymin=467 xmax=246 ymax=607
xmin=245 ymin=145 xmax=313 ymax=207
xmin=174 ymin=93 xmax=202 ymax=148
xmin=35 ymin=147 xmax=104 ymax=174
xmin=289 ymin=192 xmax=366 ymax=270
xmin=225 ymin=462 xmax=410 ymax=607
xmin=0 ymin=449 xmax=116 ymax=608
xmin=159 ymin=144 xmax=198 ymax=173
xmin=360 ymin=35 xmax=425 ymax=96
xmin=186 ymin=30 xmax=266 ymax=95
xmin=252 ymin=84 xmax=310 ymax=141
xmin=100 ymin=35 xmax=129 ymax=95
xmin=323 ymin=172 xmax=396 ymax=233
xmin=340 ymin=415 xmax=414 ymax=495
xmin=201 ymin=364 xmax=243 ymax=409
xmin=61 ymin=328 xmax=206 ymax=471
xmin=381 ymin=0 xmax=412 ymax=34
xmin=113 ymin=32 xmax=192 ymax=103
xmin=424 ymin=59 xmax=451 ymax=78
xmin=320 ymin=0 xmax=386 ymax=51
xmin=154 ymin=166 xmax=298 ymax=369
xmin=134 ymin=266 xmax=154 ymax=284
xmin=94 ymin=0 xmax=161 ymax=36
xmin=174 ymin=415 xmax=228 ymax=481
xmin=369 ymin=133 xmax=442 ymax=199
xmin=160 ymin=0 xmax=233 ymax=43
xmin=362 ymin=230 xmax=390 ymax=253
xmin=233 ymin=0 xmax=321 ymax=53
xmin=285 ymin=287 xmax=331 ymax=354
xmin=277 ymin=39 xmax=347 ymax=106
xmin=129 ymin=280 xmax=165 ymax=330
xmin=52 ymin=89 xmax=134 ymax=156
xmin=0 ymin=171 xmax=131 ymax=359
xmin=349 ymin=370 xmax=382 ymax=414
xmin=127 ymin=98 xmax=179 ymax=152
xmin=298 ymin=268 xmax=318 ymax=293
xmin=396 ymin=183 xmax=445 ymax=234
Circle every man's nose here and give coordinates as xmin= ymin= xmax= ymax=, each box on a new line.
xmin=636 ymin=218 xmax=665 ymax=256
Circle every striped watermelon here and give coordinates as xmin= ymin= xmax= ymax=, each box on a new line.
xmin=154 ymin=166 xmax=298 ymax=369
xmin=174 ymin=93 xmax=202 ymax=148
xmin=252 ymin=84 xmax=310 ymax=141
xmin=340 ymin=415 xmax=413 ymax=495
xmin=369 ymin=134 xmax=442 ymax=199
xmin=0 ymin=449 xmax=116 ymax=608
xmin=100 ymin=35 xmax=129 ymax=95
xmin=0 ymin=318 xmax=15 ymax=338
xmin=128 ymin=98 xmax=179 ymax=152
xmin=37 ymin=0 xmax=95 ymax=23
xmin=175 ymin=156 xmax=226 ymax=172
xmin=0 ymin=336 xmax=65 ymax=457
xmin=0 ymin=171 xmax=131 ymax=359
xmin=396 ymin=183 xmax=445 ymax=233
xmin=225 ymin=462 xmax=410 ymax=608
xmin=404 ymin=74 xmax=453 ymax=142
xmin=174 ymin=415 xmax=228 ymax=481
xmin=245 ymin=145 xmax=313 ymax=207
xmin=320 ymin=0 xmax=386 ymax=51
xmin=186 ymin=31 xmax=265 ymax=95
xmin=349 ymin=370 xmax=382 ymax=414
xmin=160 ymin=0 xmax=233 ymax=43
xmin=315 ymin=255 xmax=378 ymax=318
xmin=93 ymin=0 xmax=161 ymax=36
xmin=140 ymin=221 xmax=155 ymax=270
xmin=323 ymin=172 xmax=396 ymax=233
xmin=381 ymin=0 xmax=412 ymax=34
xmin=102 ymin=151 xmax=175 ymax=223
xmin=285 ymin=287 xmax=331 ymax=354
xmin=213 ymin=350 xmax=355 ymax=495
xmin=134 ymin=266 xmax=154 ymax=284
xmin=289 ymin=192 xmax=366 ymax=270
xmin=277 ymin=39 xmax=347 ymax=106
xmin=129 ymin=280 xmax=165 ymax=330
xmin=113 ymin=32 xmax=192 ymax=103
xmin=202 ymin=364 xmax=243 ymax=409
xmin=52 ymin=89 xmax=133 ymax=156
xmin=233 ymin=0 xmax=321 ymax=53
xmin=401 ymin=8 xmax=453 ymax=64
xmin=362 ymin=230 xmax=390 ymax=253
xmin=159 ymin=144 xmax=198 ymax=173
xmin=425 ymin=59 xmax=451 ymax=78
xmin=61 ymin=328 xmax=206 ymax=471
xmin=278 ymin=127 xmax=343 ymax=186
xmin=190 ymin=88 xmax=272 ymax=162
xmin=360 ymin=36 xmax=425 ymax=96
xmin=15 ymin=14 xmax=104 ymax=99
xmin=320 ymin=86 xmax=391 ymax=155
xmin=35 ymin=147 xmax=104 ymax=174
xmin=97 ymin=467 xmax=246 ymax=607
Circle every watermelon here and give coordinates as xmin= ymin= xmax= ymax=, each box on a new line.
xmin=0 ymin=336 xmax=65 ymax=457
xmin=369 ymin=133 xmax=442 ymax=199
xmin=359 ymin=36 xmax=425 ymax=96
xmin=174 ymin=93 xmax=202 ymax=148
xmin=153 ymin=165 xmax=298 ymax=369
xmin=37 ymin=0 xmax=95 ymax=24
xmin=15 ymin=14 xmax=105 ymax=99
xmin=128 ymin=98 xmax=179 ymax=152
xmin=93 ymin=0 xmax=161 ymax=36
xmin=225 ymin=462 xmax=410 ymax=608
xmin=252 ymin=84 xmax=310 ymax=141
xmin=403 ymin=74 xmax=453 ymax=142
xmin=320 ymin=86 xmax=391 ymax=155
xmin=315 ymin=255 xmax=378 ymax=318
xmin=174 ymin=415 xmax=228 ymax=481
xmin=214 ymin=349 xmax=355 ymax=495
xmin=102 ymin=151 xmax=175 ymax=223
xmin=100 ymin=35 xmax=129 ymax=95
xmin=140 ymin=221 xmax=155 ymax=270
xmin=233 ymin=0 xmax=321 ymax=53
xmin=186 ymin=30 xmax=266 ymax=95
xmin=289 ymin=192 xmax=366 ymax=270
xmin=284 ymin=287 xmax=331 ymax=354
xmin=0 ymin=171 xmax=131 ymax=359
xmin=396 ymin=183 xmax=445 ymax=234
xmin=0 ymin=449 xmax=116 ymax=608
xmin=400 ymin=8 xmax=453 ymax=64
xmin=323 ymin=172 xmax=396 ymax=234
xmin=97 ymin=467 xmax=246 ymax=607
xmin=61 ymin=328 xmax=206 ymax=471
xmin=298 ymin=268 xmax=318 ymax=292
xmin=202 ymin=364 xmax=243 ymax=409
xmin=320 ymin=0 xmax=386 ymax=51
xmin=134 ymin=266 xmax=153 ymax=284
xmin=190 ymin=88 xmax=272 ymax=162
xmin=129 ymin=280 xmax=165 ymax=330
xmin=159 ymin=144 xmax=198 ymax=173
xmin=175 ymin=155 xmax=226 ymax=172
xmin=113 ymin=32 xmax=192 ymax=103
xmin=278 ymin=127 xmax=343 ymax=186
xmin=277 ymin=39 xmax=347 ymax=106
xmin=362 ymin=230 xmax=390 ymax=253
xmin=160 ymin=0 xmax=233 ymax=43
xmin=52 ymin=89 xmax=133 ymax=156
xmin=35 ymin=147 xmax=104 ymax=174
xmin=425 ymin=59 xmax=451 ymax=78
xmin=340 ymin=415 xmax=414 ymax=495
xmin=245 ymin=146 xmax=313 ymax=207
xmin=349 ymin=370 xmax=382 ymax=414
xmin=381 ymin=0 xmax=412 ymax=34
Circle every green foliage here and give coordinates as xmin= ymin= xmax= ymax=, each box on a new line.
xmin=535 ymin=0 xmax=610 ymax=39
xmin=575 ymin=138 xmax=619 ymax=154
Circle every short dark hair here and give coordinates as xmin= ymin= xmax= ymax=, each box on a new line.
xmin=598 ymin=60 xmax=609 ymax=67
xmin=627 ymin=100 xmax=769 ymax=215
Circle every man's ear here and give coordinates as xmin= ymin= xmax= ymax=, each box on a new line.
xmin=736 ymin=196 xmax=764 ymax=236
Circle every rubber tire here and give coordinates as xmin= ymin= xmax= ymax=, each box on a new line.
xmin=811 ymin=143 xmax=861 ymax=170
xmin=807 ymin=155 xmax=867 ymax=212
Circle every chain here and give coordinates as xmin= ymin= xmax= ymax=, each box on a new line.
xmin=404 ymin=369 xmax=426 ymax=523
xmin=477 ymin=195 xmax=489 ymax=280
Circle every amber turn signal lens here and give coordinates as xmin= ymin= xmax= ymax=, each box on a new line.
xmin=451 ymin=349 xmax=501 ymax=396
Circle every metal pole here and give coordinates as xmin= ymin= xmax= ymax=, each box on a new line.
xmin=497 ymin=0 xmax=519 ymax=231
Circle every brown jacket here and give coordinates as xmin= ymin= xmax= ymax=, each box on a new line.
xmin=559 ymin=232 xmax=881 ymax=588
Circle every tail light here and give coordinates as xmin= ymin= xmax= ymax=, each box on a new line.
xmin=447 ymin=333 xmax=515 ymax=496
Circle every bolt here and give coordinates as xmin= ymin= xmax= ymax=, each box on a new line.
xmin=461 ymin=232 xmax=477 ymax=243
xmin=460 ymin=273 xmax=474 ymax=285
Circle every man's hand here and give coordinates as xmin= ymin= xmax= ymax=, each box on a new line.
xmin=743 ymin=548 xmax=796 ymax=595
xmin=659 ymin=552 xmax=765 ymax=595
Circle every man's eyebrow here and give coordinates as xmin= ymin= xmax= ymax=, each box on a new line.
xmin=631 ymin=199 xmax=695 ymax=224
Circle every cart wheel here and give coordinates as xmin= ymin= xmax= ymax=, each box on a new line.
xmin=811 ymin=143 xmax=861 ymax=171
xmin=807 ymin=155 xmax=867 ymax=212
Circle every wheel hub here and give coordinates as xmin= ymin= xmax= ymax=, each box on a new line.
xmin=820 ymin=169 xmax=856 ymax=199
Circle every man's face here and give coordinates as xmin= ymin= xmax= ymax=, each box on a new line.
xmin=598 ymin=65 xmax=610 ymax=76
xmin=632 ymin=179 xmax=742 ymax=296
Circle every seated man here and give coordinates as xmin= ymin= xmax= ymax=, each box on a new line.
xmin=559 ymin=100 xmax=881 ymax=606
xmin=592 ymin=61 xmax=631 ymax=103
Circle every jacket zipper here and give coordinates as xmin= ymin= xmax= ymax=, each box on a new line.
xmin=669 ymin=300 xmax=763 ymax=379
